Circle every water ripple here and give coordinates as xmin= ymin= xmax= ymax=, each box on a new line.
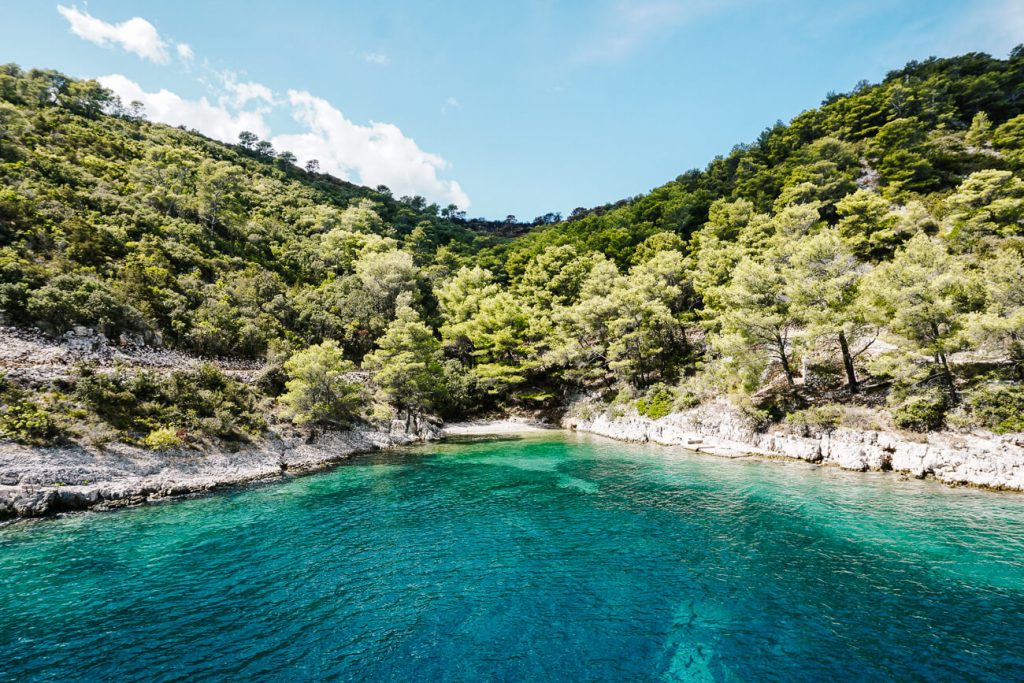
xmin=2 ymin=433 xmax=1023 ymax=681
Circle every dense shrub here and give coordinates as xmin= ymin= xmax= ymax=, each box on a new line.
xmin=281 ymin=341 xmax=365 ymax=427
xmin=890 ymin=387 xmax=949 ymax=432
xmin=26 ymin=273 xmax=144 ymax=338
xmin=636 ymin=385 xmax=675 ymax=419
xmin=785 ymin=404 xmax=844 ymax=436
xmin=751 ymin=385 xmax=806 ymax=423
xmin=966 ymin=383 xmax=1024 ymax=434
xmin=0 ymin=375 xmax=62 ymax=444
xmin=0 ymin=398 xmax=61 ymax=444
xmin=672 ymin=390 xmax=701 ymax=411
xmin=73 ymin=363 xmax=264 ymax=441
xmin=143 ymin=426 xmax=184 ymax=450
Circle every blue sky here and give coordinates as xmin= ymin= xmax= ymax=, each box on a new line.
xmin=2 ymin=1 xmax=1022 ymax=218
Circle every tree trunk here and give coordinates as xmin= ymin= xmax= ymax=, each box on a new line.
xmin=937 ymin=351 xmax=958 ymax=402
xmin=777 ymin=335 xmax=795 ymax=388
xmin=930 ymin=322 xmax=958 ymax=402
xmin=837 ymin=331 xmax=858 ymax=394
xmin=1010 ymin=333 xmax=1024 ymax=381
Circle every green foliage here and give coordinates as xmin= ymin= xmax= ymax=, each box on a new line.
xmin=281 ymin=341 xmax=364 ymax=427
xmin=3 ymin=50 xmax=1024 ymax=443
xmin=144 ymin=427 xmax=184 ymax=451
xmin=750 ymin=385 xmax=806 ymax=424
xmin=0 ymin=375 xmax=61 ymax=444
xmin=890 ymin=387 xmax=949 ymax=432
xmin=27 ymin=273 xmax=144 ymax=338
xmin=363 ymin=295 xmax=448 ymax=418
xmin=835 ymin=190 xmax=903 ymax=260
xmin=861 ymin=235 xmax=981 ymax=397
xmin=710 ymin=255 xmax=798 ymax=388
xmin=965 ymin=383 xmax=1024 ymax=434
xmin=967 ymin=247 xmax=1024 ymax=378
xmin=785 ymin=405 xmax=844 ymax=436
xmin=73 ymin=363 xmax=263 ymax=441
xmin=0 ymin=65 xmax=495 ymax=359
xmin=636 ymin=385 xmax=675 ymax=420
xmin=945 ymin=170 xmax=1024 ymax=252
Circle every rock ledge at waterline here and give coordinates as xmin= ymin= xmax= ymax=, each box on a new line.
xmin=0 ymin=421 xmax=440 ymax=520
xmin=564 ymin=401 xmax=1024 ymax=491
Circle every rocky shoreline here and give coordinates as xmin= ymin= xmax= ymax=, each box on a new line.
xmin=0 ymin=417 xmax=560 ymax=520
xmin=563 ymin=400 xmax=1024 ymax=491
xmin=0 ymin=420 xmax=441 ymax=520
xmin=5 ymin=402 xmax=1022 ymax=521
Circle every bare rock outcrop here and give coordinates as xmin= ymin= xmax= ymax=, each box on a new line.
xmin=0 ymin=420 xmax=440 ymax=519
xmin=563 ymin=400 xmax=1024 ymax=491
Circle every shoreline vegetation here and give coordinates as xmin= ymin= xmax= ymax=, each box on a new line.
xmin=3 ymin=48 xmax=1024 ymax=517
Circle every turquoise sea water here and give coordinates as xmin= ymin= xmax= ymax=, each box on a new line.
xmin=2 ymin=433 xmax=1023 ymax=682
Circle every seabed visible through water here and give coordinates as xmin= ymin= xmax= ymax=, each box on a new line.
xmin=2 ymin=431 xmax=1022 ymax=681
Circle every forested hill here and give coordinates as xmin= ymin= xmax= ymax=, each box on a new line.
xmin=1 ymin=48 xmax=1023 ymax=449
xmin=0 ymin=64 xmax=520 ymax=358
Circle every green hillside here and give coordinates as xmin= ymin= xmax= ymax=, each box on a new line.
xmin=2 ymin=48 xmax=1023 ymax=447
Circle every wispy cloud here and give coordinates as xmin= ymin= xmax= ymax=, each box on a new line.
xmin=219 ymin=72 xmax=276 ymax=108
xmin=871 ymin=0 xmax=1023 ymax=76
xmin=56 ymin=4 xmax=193 ymax=64
xmin=943 ymin=0 xmax=1024 ymax=57
xmin=362 ymin=52 xmax=390 ymax=65
xmin=97 ymin=74 xmax=470 ymax=207
xmin=442 ymin=96 xmax=461 ymax=113
xmin=573 ymin=0 xmax=737 ymax=65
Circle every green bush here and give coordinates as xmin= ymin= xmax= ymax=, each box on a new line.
xmin=143 ymin=427 xmax=184 ymax=450
xmin=0 ymin=375 xmax=61 ymax=444
xmin=672 ymin=391 xmax=701 ymax=411
xmin=966 ymin=383 xmax=1024 ymax=434
xmin=73 ymin=362 xmax=264 ymax=442
xmin=26 ymin=273 xmax=143 ymax=338
xmin=786 ymin=404 xmax=844 ymax=436
xmin=0 ymin=398 xmax=60 ymax=444
xmin=751 ymin=385 xmax=805 ymax=423
xmin=636 ymin=385 xmax=675 ymax=420
xmin=736 ymin=399 xmax=772 ymax=432
xmin=890 ymin=387 xmax=948 ymax=432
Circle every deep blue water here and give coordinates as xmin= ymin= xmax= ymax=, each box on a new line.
xmin=2 ymin=433 xmax=1023 ymax=682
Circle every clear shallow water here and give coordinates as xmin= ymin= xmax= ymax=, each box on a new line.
xmin=2 ymin=434 xmax=1024 ymax=682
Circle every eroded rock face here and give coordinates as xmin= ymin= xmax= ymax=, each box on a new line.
xmin=563 ymin=401 xmax=1024 ymax=491
xmin=0 ymin=420 xmax=442 ymax=520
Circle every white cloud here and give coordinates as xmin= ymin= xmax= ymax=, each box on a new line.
xmin=272 ymin=90 xmax=470 ymax=208
xmin=57 ymin=5 xmax=171 ymax=64
xmin=362 ymin=52 xmax=390 ymax=65
xmin=69 ymin=8 xmax=468 ymax=208
xmin=220 ymin=73 xmax=276 ymax=108
xmin=97 ymin=74 xmax=271 ymax=140
xmin=94 ymin=76 xmax=468 ymax=208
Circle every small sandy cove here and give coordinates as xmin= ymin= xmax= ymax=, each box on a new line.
xmin=440 ymin=419 xmax=556 ymax=437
